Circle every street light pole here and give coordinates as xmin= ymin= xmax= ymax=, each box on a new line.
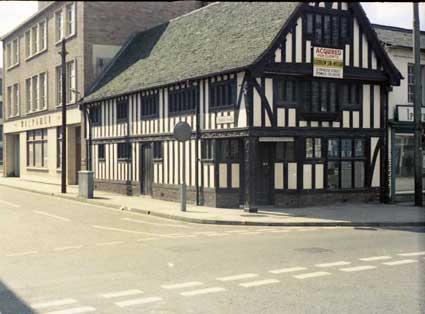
xmin=59 ymin=38 xmax=67 ymax=194
xmin=413 ymin=3 xmax=422 ymax=206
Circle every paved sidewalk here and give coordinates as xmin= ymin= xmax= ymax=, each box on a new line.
xmin=0 ymin=177 xmax=424 ymax=226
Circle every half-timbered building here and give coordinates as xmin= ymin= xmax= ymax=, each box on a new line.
xmin=82 ymin=2 xmax=402 ymax=210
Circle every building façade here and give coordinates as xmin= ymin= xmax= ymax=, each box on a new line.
xmin=82 ymin=2 xmax=402 ymax=210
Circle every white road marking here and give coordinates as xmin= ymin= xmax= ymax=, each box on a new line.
xmin=34 ymin=210 xmax=70 ymax=222
xmin=162 ymin=281 xmax=203 ymax=290
xmin=382 ymin=259 xmax=418 ymax=266
xmin=92 ymin=225 xmax=156 ymax=236
xmin=239 ymin=279 xmax=280 ymax=287
xmin=43 ymin=307 xmax=96 ymax=314
xmin=315 ymin=261 xmax=351 ymax=268
xmin=359 ymin=256 xmax=392 ymax=261
xmin=31 ymin=299 xmax=77 ymax=309
xmin=95 ymin=241 xmax=124 ymax=246
xmin=100 ymin=289 xmax=143 ymax=299
xmin=6 ymin=250 xmax=38 ymax=257
xmin=115 ymin=297 xmax=162 ymax=307
xmin=121 ymin=217 xmax=192 ymax=228
xmin=216 ymin=273 xmax=258 ymax=282
xmin=180 ymin=287 xmax=226 ymax=296
xmin=237 ymin=232 xmax=261 ymax=235
xmin=269 ymin=267 xmax=307 ymax=274
xmin=53 ymin=246 xmax=83 ymax=251
xmin=0 ymin=199 xmax=20 ymax=208
xmin=397 ymin=251 xmax=425 ymax=257
xmin=160 ymin=234 xmax=197 ymax=238
xmin=270 ymin=230 xmax=290 ymax=233
xmin=296 ymin=228 xmax=319 ymax=232
xmin=294 ymin=272 xmax=331 ymax=279
xmin=137 ymin=237 xmax=159 ymax=242
xmin=340 ymin=265 xmax=376 ymax=272
xmin=205 ymin=233 xmax=229 ymax=237
xmin=225 ymin=230 xmax=252 ymax=233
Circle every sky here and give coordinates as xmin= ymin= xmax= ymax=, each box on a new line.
xmin=0 ymin=1 xmax=424 ymax=68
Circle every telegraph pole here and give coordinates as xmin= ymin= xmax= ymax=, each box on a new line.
xmin=59 ymin=39 xmax=67 ymax=193
xmin=413 ymin=3 xmax=422 ymax=206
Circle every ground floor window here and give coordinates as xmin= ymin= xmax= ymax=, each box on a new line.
xmin=57 ymin=127 xmax=62 ymax=168
xmin=327 ymin=138 xmax=366 ymax=190
xmin=27 ymin=129 xmax=48 ymax=168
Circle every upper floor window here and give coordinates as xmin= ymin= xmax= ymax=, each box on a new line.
xmin=306 ymin=138 xmax=322 ymax=159
xmin=201 ymin=139 xmax=214 ymax=161
xmin=169 ymin=85 xmax=198 ymax=114
xmin=98 ymin=144 xmax=105 ymax=160
xmin=26 ymin=72 xmax=48 ymax=114
xmin=116 ymin=99 xmax=128 ymax=122
xmin=408 ymin=64 xmax=425 ymax=104
xmin=25 ymin=20 xmax=47 ymax=59
xmin=7 ymin=83 xmax=20 ymax=118
xmin=140 ymin=92 xmax=159 ymax=118
xmin=6 ymin=38 xmax=19 ymax=69
xmin=117 ymin=142 xmax=131 ymax=160
xmin=153 ymin=142 xmax=163 ymax=160
xmin=209 ymin=79 xmax=237 ymax=109
xmin=342 ymin=83 xmax=361 ymax=108
xmin=275 ymin=79 xmax=298 ymax=106
xmin=90 ymin=107 xmax=101 ymax=125
xmin=55 ymin=3 xmax=76 ymax=43
xmin=56 ymin=60 xmax=77 ymax=106
xmin=304 ymin=80 xmax=338 ymax=113
xmin=305 ymin=12 xmax=349 ymax=48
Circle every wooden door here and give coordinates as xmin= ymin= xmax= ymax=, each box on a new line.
xmin=256 ymin=143 xmax=273 ymax=205
xmin=140 ymin=144 xmax=153 ymax=195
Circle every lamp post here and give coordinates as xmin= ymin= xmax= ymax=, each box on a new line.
xmin=59 ymin=38 xmax=67 ymax=193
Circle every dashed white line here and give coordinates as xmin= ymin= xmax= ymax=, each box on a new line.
xmin=239 ymin=279 xmax=280 ymax=287
xmin=53 ymin=246 xmax=83 ymax=251
xmin=92 ymin=225 xmax=156 ymax=236
xmin=31 ymin=299 xmax=78 ymax=309
xmin=237 ymin=232 xmax=261 ymax=235
xmin=121 ymin=217 xmax=192 ymax=229
xmin=6 ymin=250 xmax=38 ymax=257
xmin=315 ymin=261 xmax=351 ymax=268
xmin=340 ymin=265 xmax=376 ymax=272
xmin=205 ymin=233 xmax=229 ymax=237
xmin=359 ymin=256 xmax=392 ymax=261
xmin=137 ymin=237 xmax=159 ymax=242
xmin=95 ymin=241 xmax=124 ymax=246
xmin=180 ymin=287 xmax=226 ymax=296
xmin=34 ymin=210 xmax=70 ymax=222
xmin=115 ymin=297 xmax=162 ymax=307
xmin=269 ymin=267 xmax=307 ymax=274
xmin=43 ymin=307 xmax=96 ymax=314
xmin=162 ymin=281 xmax=203 ymax=290
xmin=294 ymin=272 xmax=331 ymax=279
xmin=397 ymin=251 xmax=425 ymax=257
xmin=216 ymin=273 xmax=258 ymax=282
xmin=0 ymin=199 xmax=21 ymax=208
xmin=382 ymin=259 xmax=418 ymax=266
xmin=100 ymin=289 xmax=143 ymax=299
xmin=270 ymin=230 xmax=290 ymax=233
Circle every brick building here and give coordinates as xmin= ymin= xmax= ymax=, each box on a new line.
xmin=1 ymin=1 xmax=202 ymax=184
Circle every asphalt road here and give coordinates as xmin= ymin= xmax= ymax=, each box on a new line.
xmin=0 ymin=185 xmax=424 ymax=314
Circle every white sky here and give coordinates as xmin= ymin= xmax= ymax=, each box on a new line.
xmin=0 ymin=1 xmax=424 ymax=68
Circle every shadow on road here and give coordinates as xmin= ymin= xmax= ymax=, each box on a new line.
xmin=0 ymin=280 xmax=35 ymax=314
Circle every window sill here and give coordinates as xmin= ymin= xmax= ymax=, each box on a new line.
xmin=153 ymin=158 xmax=163 ymax=162
xmin=27 ymin=167 xmax=48 ymax=172
xmin=26 ymin=108 xmax=48 ymax=116
xmin=25 ymin=48 xmax=48 ymax=62
xmin=141 ymin=115 xmax=159 ymax=120
xmin=55 ymin=33 xmax=76 ymax=46
xmin=7 ymin=63 xmax=19 ymax=71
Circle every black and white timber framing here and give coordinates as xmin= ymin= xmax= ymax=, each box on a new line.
xmin=82 ymin=2 xmax=402 ymax=208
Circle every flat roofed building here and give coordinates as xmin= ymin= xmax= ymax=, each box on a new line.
xmin=1 ymin=1 xmax=203 ymax=184
xmin=373 ymin=24 xmax=425 ymax=201
xmin=82 ymin=2 xmax=402 ymax=208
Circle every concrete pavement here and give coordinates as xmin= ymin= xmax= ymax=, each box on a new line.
xmin=0 ymin=185 xmax=424 ymax=314
xmin=0 ymin=177 xmax=424 ymax=226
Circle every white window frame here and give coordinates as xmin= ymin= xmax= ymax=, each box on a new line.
xmin=56 ymin=59 xmax=77 ymax=106
xmin=25 ymin=18 xmax=48 ymax=60
xmin=7 ymin=83 xmax=20 ymax=118
xmin=55 ymin=3 xmax=76 ymax=44
xmin=6 ymin=38 xmax=20 ymax=69
xmin=26 ymin=72 xmax=48 ymax=114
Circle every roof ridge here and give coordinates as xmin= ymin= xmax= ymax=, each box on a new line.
xmin=372 ymin=23 xmax=425 ymax=35
xmin=169 ymin=2 xmax=220 ymax=23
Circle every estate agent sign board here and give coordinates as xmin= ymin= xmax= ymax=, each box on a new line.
xmin=313 ymin=47 xmax=344 ymax=79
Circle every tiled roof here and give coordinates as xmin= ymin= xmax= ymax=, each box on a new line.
xmin=373 ymin=24 xmax=425 ymax=49
xmin=84 ymin=2 xmax=301 ymax=103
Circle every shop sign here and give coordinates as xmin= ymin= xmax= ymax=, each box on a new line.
xmin=396 ymin=105 xmax=425 ymax=122
xmin=216 ymin=113 xmax=234 ymax=124
xmin=313 ymin=47 xmax=344 ymax=79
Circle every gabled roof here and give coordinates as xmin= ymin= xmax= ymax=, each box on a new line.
xmin=372 ymin=24 xmax=425 ymax=50
xmin=84 ymin=2 xmax=301 ymax=103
